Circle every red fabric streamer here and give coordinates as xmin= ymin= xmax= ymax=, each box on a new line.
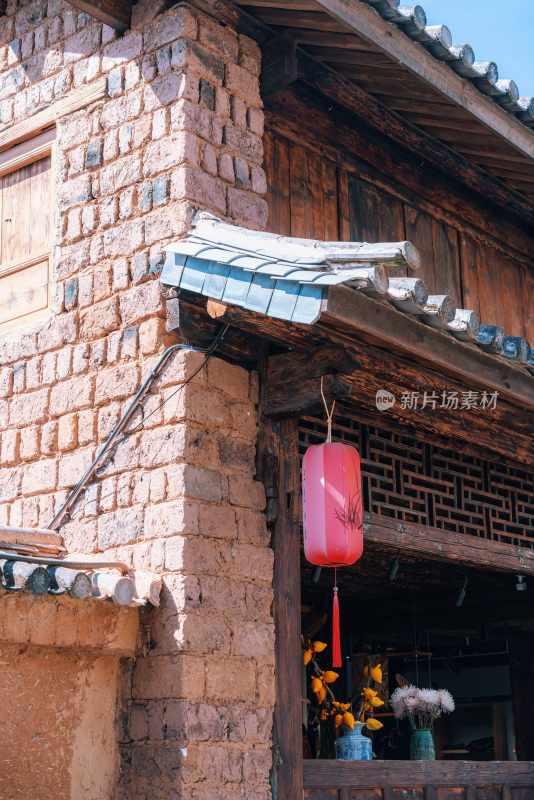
xmin=332 ymin=584 xmax=342 ymax=668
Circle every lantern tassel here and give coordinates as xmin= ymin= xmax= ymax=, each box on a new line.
xmin=332 ymin=584 xmax=342 ymax=668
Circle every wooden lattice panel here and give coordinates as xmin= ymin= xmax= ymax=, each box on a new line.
xmin=299 ymin=412 xmax=534 ymax=549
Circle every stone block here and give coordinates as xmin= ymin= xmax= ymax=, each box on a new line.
xmin=225 ymin=61 xmax=261 ymax=104
xmin=145 ymin=498 xmax=199 ymax=538
xmin=50 ymin=376 xmax=93 ymax=416
xmin=95 ymin=363 xmax=139 ymax=404
xmin=20 ymin=426 xmax=40 ymax=461
xmin=58 ymin=445 xmax=95 ymax=488
xmin=132 ymin=654 xmax=205 ymax=701
xmin=227 ymin=187 xmax=268 ymax=229
xmin=58 ymin=413 xmax=78 ymax=452
xmin=231 ymin=621 xmax=275 ymax=661
xmin=230 ymin=543 xmax=273 ymax=583
xmin=144 ymin=7 xmax=197 ymax=53
xmin=171 ymin=164 xmax=226 ymax=214
xmin=80 ymin=296 xmax=120 ymax=340
xmin=205 ymin=656 xmax=256 ymax=702
xmin=21 ymin=458 xmax=57 ymax=494
xmin=119 ymin=281 xmax=163 ymax=325
xmin=9 ymin=388 xmax=49 ymax=425
xmin=98 ymin=505 xmax=144 ymax=548
xmin=58 ymin=174 xmax=92 ymax=211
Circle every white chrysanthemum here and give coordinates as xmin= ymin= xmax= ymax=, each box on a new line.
xmin=390 ymin=685 xmax=455 ymax=721
xmin=438 ymin=689 xmax=455 ymax=714
xmin=390 ymin=686 xmax=419 ymax=718
xmin=419 ymin=688 xmax=439 ymax=711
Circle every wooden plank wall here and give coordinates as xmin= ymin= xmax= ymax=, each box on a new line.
xmin=264 ymin=125 xmax=534 ymax=341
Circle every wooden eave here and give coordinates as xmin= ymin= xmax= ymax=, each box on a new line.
xmin=234 ymin=0 xmax=534 ymax=217
xmin=208 ymin=293 xmax=534 ymax=461
xmin=163 ymin=214 xmax=534 ymax=469
xmin=322 ymin=285 xmax=534 ymax=412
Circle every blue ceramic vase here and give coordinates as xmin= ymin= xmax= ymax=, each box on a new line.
xmin=335 ymin=723 xmax=373 ymax=760
xmin=410 ymin=729 xmax=436 ymax=760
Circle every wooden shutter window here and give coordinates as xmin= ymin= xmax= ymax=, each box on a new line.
xmin=0 ymin=130 xmax=54 ymax=330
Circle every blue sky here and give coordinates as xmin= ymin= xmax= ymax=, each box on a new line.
xmin=421 ymin=0 xmax=534 ymax=97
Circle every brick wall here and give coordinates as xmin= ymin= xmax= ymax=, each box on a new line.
xmin=0 ymin=1 xmax=274 ymax=797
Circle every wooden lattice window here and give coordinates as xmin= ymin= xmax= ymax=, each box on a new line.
xmin=0 ymin=130 xmax=54 ymax=331
xmin=299 ymin=410 xmax=534 ymax=549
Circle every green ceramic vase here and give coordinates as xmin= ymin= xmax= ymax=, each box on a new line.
xmin=410 ymin=728 xmax=436 ymax=760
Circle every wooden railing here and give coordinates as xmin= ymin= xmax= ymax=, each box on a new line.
xmin=304 ymin=760 xmax=534 ymax=799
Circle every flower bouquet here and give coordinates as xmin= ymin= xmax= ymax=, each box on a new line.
xmin=390 ymin=686 xmax=455 ymax=760
xmin=303 ymin=641 xmax=384 ymax=760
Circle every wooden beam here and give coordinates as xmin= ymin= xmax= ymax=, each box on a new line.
xmin=264 ymin=336 xmax=534 ymax=468
xmin=296 ymin=54 xmax=534 ymax=230
xmin=211 ymin=294 xmax=534 ymax=418
xmin=323 ymin=285 xmax=534 ymax=413
xmin=304 ymin=759 xmax=534 ymax=788
xmin=209 ymin=0 xmax=534 ymax=227
xmin=167 ymin=296 xmax=261 ymax=364
xmin=67 ymin=0 xmax=131 ymax=29
xmin=262 ymin=33 xmax=299 ymax=95
xmin=309 ymin=0 xmax=534 ymax=163
xmin=202 ymin=297 xmax=534 ymax=466
xmin=364 ymin=514 xmax=534 ymax=578
xmin=262 ymin=418 xmax=303 ymax=800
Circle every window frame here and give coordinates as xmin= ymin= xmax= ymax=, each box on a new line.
xmin=0 ymin=127 xmax=56 ymax=334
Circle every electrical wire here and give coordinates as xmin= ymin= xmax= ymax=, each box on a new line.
xmin=51 ymin=324 xmax=229 ymax=529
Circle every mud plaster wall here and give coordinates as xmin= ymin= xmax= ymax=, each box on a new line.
xmin=0 ymin=644 xmax=120 ymax=800
xmin=0 ymin=0 xmax=273 ymax=797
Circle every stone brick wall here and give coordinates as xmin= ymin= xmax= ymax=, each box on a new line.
xmin=121 ymin=354 xmax=274 ymax=799
xmin=0 ymin=1 xmax=274 ymax=797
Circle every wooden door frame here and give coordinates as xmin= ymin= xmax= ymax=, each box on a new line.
xmin=264 ymin=417 xmax=304 ymax=800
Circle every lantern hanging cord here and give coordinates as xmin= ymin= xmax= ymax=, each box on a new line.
xmin=320 ymin=376 xmax=336 ymax=443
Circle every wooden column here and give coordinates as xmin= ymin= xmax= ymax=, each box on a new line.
xmin=261 ymin=417 xmax=303 ymax=800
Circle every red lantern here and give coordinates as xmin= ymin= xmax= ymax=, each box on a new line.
xmin=302 ymin=441 xmax=364 ymax=566
xmin=302 ymin=441 xmax=364 ymax=667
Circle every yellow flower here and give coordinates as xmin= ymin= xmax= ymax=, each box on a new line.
xmin=322 ymin=670 xmax=339 ymax=685
xmin=370 ymin=696 xmax=385 ymax=708
xmin=371 ymin=664 xmax=383 ymax=684
xmin=342 ymin=711 xmax=356 ymax=729
xmin=317 ymin=686 xmax=327 ymax=704
xmin=311 ymin=677 xmax=323 ymax=693
xmin=312 ymin=641 xmax=327 ymax=653
xmin=366 ymin=717 xmax=383 ymax=731
xmin=334 ymin=713 xmax=343 ymax=728
xmin=339 ymin=702 xmax=351 ymax=711
xmin=362 ymin=687 xmax=378 ymax=701
xmin=303 ymin=649 xmax=313 ymax=666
